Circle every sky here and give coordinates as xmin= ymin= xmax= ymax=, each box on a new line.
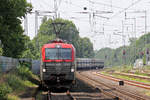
xmin=24 ymin=0 xmax=150 ymax=50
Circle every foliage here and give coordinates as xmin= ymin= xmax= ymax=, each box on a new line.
xmin=0 ymin=40 xmax=3 ymax=55
xmin=111 ymin=73 xmax=150 ymax=84
xmin=6 ymin=74 xmax=25 ymax=91
xmin=19 ymin=37 xmax=35 ymax=59
xmin=16 ymin=65 xmax=33 ymax=80
xmin=7 ymin=95 xmax=19 ymax=100
xmin=143 ymin=54 xmax=146 ymax=65
xmin=0 ymin=64 xmax=38 ymax=100
xmin=0 ymin=47 xmax=2 ymax=56
xmin=31 ymin=18 xmax=94 ymax=59
xmin=95 ymin=48 xmax=114 ymax=66
xmin=0 ymin=0 xmax=32 ymax=58
xmin=95 ymin=33 xmax=150 ymax=66
xmin=0 ymin=84 xmax=12 ymax=100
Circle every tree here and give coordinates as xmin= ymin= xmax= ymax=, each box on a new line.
xmin=95 ymin=32 xmax=150 ymax=66
xmin=19 ymin=36 xmax=35 ymax=59
xmin=32 ymin=18 xmax=94 ymax=59
xmin=76 ymin=37 xmax=94 ymax=58
xmin=0 ymin=0 xmax=32 ymax=58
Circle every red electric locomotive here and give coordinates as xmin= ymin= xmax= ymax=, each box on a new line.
xmin=40 ymin=39 xmax=76 ymax=89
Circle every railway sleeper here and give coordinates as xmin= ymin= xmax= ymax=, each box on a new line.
xmin=95 ymin=87 xmax=121 ymax=100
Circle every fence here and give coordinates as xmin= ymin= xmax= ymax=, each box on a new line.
xmin=32 ymin=60 xmax=40 ymax=74
xmin=0 ymin=56 xmax=19 ymax=72
xmin=0 ymin=56 xmax=42 ymax=74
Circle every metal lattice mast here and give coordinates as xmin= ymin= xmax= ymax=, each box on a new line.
xmin=24 ymin=14 xmax=28 ymax=36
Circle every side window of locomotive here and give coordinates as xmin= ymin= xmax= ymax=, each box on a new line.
xmin=45 ymin=48 xmax=58 ymax=59
xmin=59 ymin=48 xmax=72 ymax=59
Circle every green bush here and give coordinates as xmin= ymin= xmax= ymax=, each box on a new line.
xmin=122 ymin=65 xmax=133 ymax=73
xmin=0 ymin=84 xmax=12 ymax=100
xmin=16 ymin=65 xmax=33 ymax=80
xmin=0 ymin=64 xmax=38 ymax=100
xmin=6 ymin=75 xmax=25 ymax=91
xmin=7 ymin=95 xmax=19 ymax=100
xmin=0 ymin=48 xmax=3 ymax=56
xmin=19 ymin=62 xmax=32 ymax=70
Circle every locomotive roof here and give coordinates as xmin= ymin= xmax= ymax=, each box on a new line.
xmin=42 ymin=42 xmax=73 ymax=49
xmin=76 ymin=58 xmax=104 ymax=62
xmin=42 ymin=38 xmax=74 ymax=49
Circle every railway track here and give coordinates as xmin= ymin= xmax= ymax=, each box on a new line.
xmin=76 ymin=72 xmax=120 ymax=100
xmin=113 ymin=72 xmax=150 ymax=81
xmin=42 ymin=90 xmax=76 ymax=100
xmin=94 ymin=71 xmax=150 ymax=90
xmin=77 ymin=71 xmax=150 ymax=100
xmin=34 ymin=78 xmax=115 ymax=100
xmin=46 ymin=90 xmax=51 ymax=100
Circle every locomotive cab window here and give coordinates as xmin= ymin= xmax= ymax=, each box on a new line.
xmin=59 ymin=48 xmax=72 ymax=59
xmin=45 ymin=48 xmax=58 ymax=60
xmin=45 ymin=48 xmax=72 ymax=60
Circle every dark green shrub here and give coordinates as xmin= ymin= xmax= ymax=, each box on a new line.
xmin=16 ymin=65 xmax=40 ymax=85
xmin=143 ymin=55 xmax=146 ymax=65
xmin=0 ymin=84 xmax=12 ymax=100
xmin=6 ymin=75 xmax=25 ymax=91
xmin=0 ymin=48 xmax=3 ymax=56
xmin=19 ymin=62 xmax=32 ymax=70
xmin=16 ymin=65 xmax=33 ymax=80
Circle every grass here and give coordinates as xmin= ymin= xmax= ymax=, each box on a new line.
xmin=104 ymin=65 xmax=150 ymax=77
xmin=111 ymin=73 xmax=150 ymax=84
xmin=7 ymin=95 xmax=19 ymax=100
xmin=0 ymin=84 xmax=12 ymax=100
xmin=36 ymin=91 xmax=43 ymax=100
xmin=101 ymin=71 xmax=110 ymax=75
xmin=102 ymin=69 xmax=150 ymax=84
xmin=23 ymin=80 xmax=37 ymax=87
xmin=143 ymin=65 xmax=150 ymax=70
xmin=6 ymin=74 xmax=26 ymax=92
xmin=134 ymin=71 xmax=150 ymax=77
xmin=121 ymin=65 xmax=133 ymax=73
xmin=0 ymin=65 xmax=39 ymax=100
xmin=102 ymin=65 xmax=150 ymax=96
xmin=101 ymin=71 xmax=150 ymax=96
xmin=104 ymin=65 xmax=133 ymax=72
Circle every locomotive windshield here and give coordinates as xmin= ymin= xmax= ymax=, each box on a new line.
xmin=45 ymin=48 xmax=72 ymax=60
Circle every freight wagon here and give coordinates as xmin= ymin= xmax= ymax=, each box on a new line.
xmin=76 ymin=58 xmax=104 ymax=70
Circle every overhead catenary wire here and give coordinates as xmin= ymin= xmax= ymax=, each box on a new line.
xmin=25 ymin=0 xmax=150 ymax=50
xmin=41 ymin=0 xmax=53 ymax=10
xmin=31 ymin=0 xmax=46 ymax=11
xmin=110 ymin=0 xmax=143 ymax=19
xmin=63 ymin=0 xmax=84 ymax=9
xmin=86 ymin=0 xmax=124 ymax=9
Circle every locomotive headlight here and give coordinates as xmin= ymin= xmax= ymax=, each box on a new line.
xmin=71 ymin=68 xmax=74 ymax=72
xmin=43 ymin=68 xmax=46 ymax=72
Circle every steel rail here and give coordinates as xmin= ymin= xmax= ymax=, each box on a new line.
xmin=95 ymin=72 xmax=150 ymax=90
xmin=46 ymin=90 xmax=52 ymax=100
xmin=78 ymin=72 xmax=147 ymax=100
xmin=66 ymin=90 xmax=76 ymax=100
xmin=46 ymin=90 xmax=76 ymax=100
xmin=76 ymin=72 xmax=121 ymax=100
